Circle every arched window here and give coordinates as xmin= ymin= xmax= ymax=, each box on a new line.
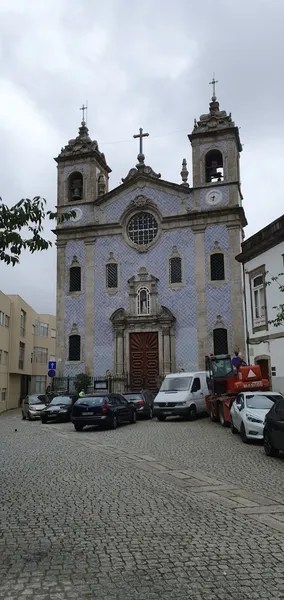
xmin=213 ymin=328 xmax=228 ymax=355
xmin=210 ymin=253 xmax=225 ymax=281
xmin=205 ymin=150 xmax=224 ymax=183
xmin=68 ymin=335 xmax=81 ymax=361
xmin=68 ymin=172 xmax=83 ymax=201
xmin=137 ymin=287 xmax=150 ymax=316
xmin=69 ymin=266 xmax=81 ymax=292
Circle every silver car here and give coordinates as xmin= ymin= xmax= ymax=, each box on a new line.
xmin=22 ymin=395 xmax=47 ymax=420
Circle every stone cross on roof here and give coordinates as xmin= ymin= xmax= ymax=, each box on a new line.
xmin=133 ymin=127 xmax=149 ymax=167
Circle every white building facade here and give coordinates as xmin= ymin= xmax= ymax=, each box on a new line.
xmin=236 ymin=215 xmax=284 ymax=392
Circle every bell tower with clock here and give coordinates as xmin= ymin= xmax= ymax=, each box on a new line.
xmin=189 ymin=77 xmax=243 ymax=212
xmin=188 ymin=78 xmax=247 ymax=365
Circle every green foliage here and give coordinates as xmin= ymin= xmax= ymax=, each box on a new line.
xmin=266 ymin=272 xmax=284 ymax=327
xmin=74 ymin=373 xmax=91 ymax=394
xmin=0 ymin=196 xmax=76 ymax=266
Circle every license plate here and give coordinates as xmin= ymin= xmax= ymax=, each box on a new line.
xmin=82 ymin=412 xmax=94 ymax=416
xmin=163 ymin=411 xmax=172 ymax=415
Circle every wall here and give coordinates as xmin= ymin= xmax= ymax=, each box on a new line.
xmin=0 ymin=291 xmax=11 ymax=413
xmin=244 ymin=240 xmax=284 ymax=391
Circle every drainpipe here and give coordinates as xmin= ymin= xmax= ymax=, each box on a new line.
xmin=242 ymin=263 xmax=250 ymax=364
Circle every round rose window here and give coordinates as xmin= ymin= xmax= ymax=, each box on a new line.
xmin=127 ymin=212 xmax=158 ymax=246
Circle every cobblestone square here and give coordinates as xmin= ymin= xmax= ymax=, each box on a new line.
xmin=1 ymin=411 xmax=284 ymax=599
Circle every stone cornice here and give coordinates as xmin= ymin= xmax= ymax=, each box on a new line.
xmin=53 ymin=205 xmax=246 ymax=241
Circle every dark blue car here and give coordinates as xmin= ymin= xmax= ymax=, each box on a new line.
xmin=71 ymin=392 xmax=137 ymax=431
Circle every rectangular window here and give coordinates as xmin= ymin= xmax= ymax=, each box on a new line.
xmin=0 ymin=311 xmax=4 ymax=326
xmin=35 ymin=320 xmax=49 ymax=337
xmin=19 ymin=342 xmax=25 ymax=370
xmin=32 ymin=375 xmax=46 ymax=394
xmin=33 ymin=347 xmax=48 ymax=364
xmin=272 ymin=366 xmax=276 ymax=377
xmin=68 ymin=335 xmax=81 ymax=361
xmin=0 ymin=350 xmax=2 ymax=364
xmin=106 ymin=263 xmax=118 ymax=289
xmin=213 ymin=328 xmax=228 ymax=355
xmin=20 ymin=310 xmax=26 ymax=337
xmin=1 ymin=388 xmax=6 ymax=402
xmin=3 ymin=351 xmax=8 ymax=366
xmin=169 ymin=256 xmax=182 ymax=284
xmin=51 ymin=329 xmax=56 ymax=338
xmin=5 ymin=315 xmax=10 ymax=327
xmin=210 ymin=253 xmax=225 ymax=281
xmin=69 ymin=266 xmax=81 ymax=292
xmin=252 ymin=275 xmax=266 ymax=326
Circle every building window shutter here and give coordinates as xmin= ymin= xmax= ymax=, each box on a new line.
xmin=68 ymin=335 xmax=81 ymax=361
xmin=106 ymin=263 xmax=118 ymax=289
xmin=169 ymin=256 xmax=182 ymax=284
xmin=69 ymin=266 xmax=81 ymax=292
xmin=210 ymin=253 xmax=225 ymax=281
xmin=213 ymin=328 xmax=228 ymax=355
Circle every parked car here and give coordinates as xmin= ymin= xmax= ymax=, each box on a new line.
xmin=71 ymin=392 xmax=137 ymax=431
xmin=153 ymin=371 xmax=209 ymax=421
xmin=41 ymin=395 xmax=76 ymax=423
xmin=263 ymin=397 xmax=284 ymax=457
xmin=123 ymin=390 xmax=154 ymax=419
xmin=230 ymin=391 xmax=283 ymax=443
xmin=22 ymin=395 xmax=47 ymax=420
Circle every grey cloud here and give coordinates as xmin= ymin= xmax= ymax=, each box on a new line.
xmin=0 ymin=0 xmax=283 ymax=312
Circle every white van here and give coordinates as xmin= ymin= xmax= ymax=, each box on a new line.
xmin=153 ymin=371 xmax=209 ymax=421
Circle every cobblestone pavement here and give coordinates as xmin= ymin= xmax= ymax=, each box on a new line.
xmin=1 ymin=411 xmax=284 ymax=600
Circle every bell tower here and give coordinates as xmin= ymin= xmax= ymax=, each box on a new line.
xmin=54 ymin=107 xmax=112 ymax=216
xmin=189 ymin=78 xmax=242 ymax=209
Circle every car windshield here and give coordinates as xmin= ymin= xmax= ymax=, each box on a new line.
xmin=50 ymin=396 xmax=72 ymax=406
xmin=160 ymin=377 xmax=192 ymax=392
xmin=245 ymin=394 xmax=280 ymax=410
xmin=76 ymin=397 xmax=107 ymax=406
xmin=124 ymin=394 xmax=142 ymax=401
xmin=29 ymin=396 xmax=44 ymax=405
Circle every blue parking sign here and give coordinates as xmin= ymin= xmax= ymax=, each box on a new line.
xmin=48 ymin=361 xmax=57 ymax=370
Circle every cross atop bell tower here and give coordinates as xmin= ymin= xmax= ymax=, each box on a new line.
xmin=209 ymin=75 xmax=218 ymax=100
xmin=188 ymin=78 xmax=242 ymax=190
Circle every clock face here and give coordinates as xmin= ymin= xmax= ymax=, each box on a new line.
xmin=206 ymin=189 xmax=222 ymax=207
xmin=71 ymin=208 xmax=83 ymax=223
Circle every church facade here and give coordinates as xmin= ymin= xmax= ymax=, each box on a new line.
xmin=55 ymin=92 xmax=247 ymax=392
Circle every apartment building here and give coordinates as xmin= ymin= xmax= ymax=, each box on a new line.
xmin=0 ymin=291 xmax=56 ymax=414
xmin=236 ymin=214 xmax=284 ymax=392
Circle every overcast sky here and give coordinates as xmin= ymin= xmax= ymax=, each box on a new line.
xmin=0 ymin=0 xmax=283 ymax=314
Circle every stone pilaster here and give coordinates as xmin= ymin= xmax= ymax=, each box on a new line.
xmin=162 ymin=327 xmax=171 ymax=374
xmin=56 ymin=242 xmax=66 ymax=377
xmin=193 ymin=228 xmax=207 ymax=369
xmin=84 ymin=241 xmax=95 ymax=376
xmin=228 ymin=226 xmax=246 ymax=356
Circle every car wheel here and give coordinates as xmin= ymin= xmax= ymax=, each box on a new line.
xmin=130 ymin=411 xmax=137 ymax=424
xmin=22 ymin=412 xmax=26 ymax=420
xmin=264 ymin=432 xmax=279 ymax=457
xmin=74 ymin=424 xmax=83 ymax=432
xmin=240 ymin=423 xmax=248 ymax=443
xmin=157 ymin=415 xmax=166 ymax=421
xmin=209 ymin=404 xmax=216 ymax=422
xmin=218 ymin=404 xmax=226 ymax=427
xmin=187 ymin=405 xmax=197 ymax=421
xmin=110 ymin=415 xmax=118 ymax=430
xmin=41 ymin=418 xmax=47 ymax=424
xmin=230 ymin=420 xmax=238 ymax=434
